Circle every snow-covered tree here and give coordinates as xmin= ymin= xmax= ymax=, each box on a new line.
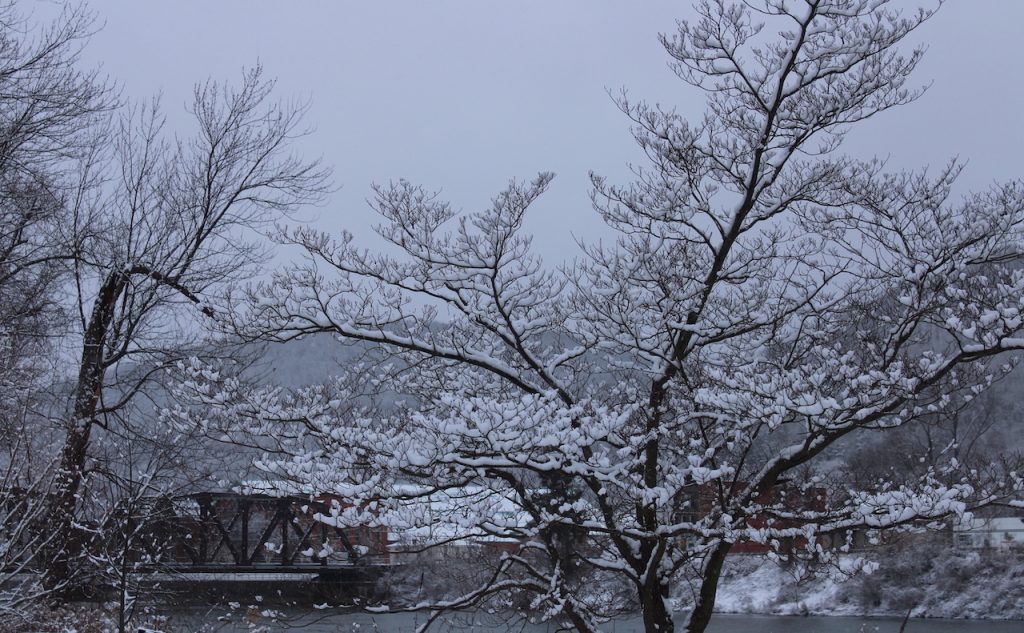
xmin=0 ymin=1 xmax=113 ymax=611
xmin=173 ymin=2 xmax=1024 ymax=632
xmin=0 ymin=0 xmax=330 ymax=601
xmin=43 ymin=66 xmax=331 ymax=592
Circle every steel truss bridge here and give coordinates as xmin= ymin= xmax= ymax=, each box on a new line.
xmin=127 ymin=492 xmax=393 ymax=576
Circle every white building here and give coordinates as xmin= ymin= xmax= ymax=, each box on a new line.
xmin=954 ymin=517 xmax=1024 ymax=550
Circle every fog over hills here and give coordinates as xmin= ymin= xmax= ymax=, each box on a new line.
xmin=247 ymin=332 xmax=1024 ymax=460
xmin=247 ymin=333 xmax=369 ymax=389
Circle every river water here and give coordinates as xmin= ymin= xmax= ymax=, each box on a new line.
xmin=163 ymin=608 xmax=1024 ymax=632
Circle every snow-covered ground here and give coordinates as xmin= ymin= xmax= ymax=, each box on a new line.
xmin=689 ymin=543 xmax=1024 ymax=620
xmin=384 ymin=537 xmax=1024 ymax=621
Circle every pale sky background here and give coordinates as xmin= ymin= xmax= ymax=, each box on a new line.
xmin=63 ymin=0 xmax=1024 ymax=266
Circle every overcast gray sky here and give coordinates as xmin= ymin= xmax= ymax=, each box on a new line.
xmin=72 ymin=1 xmax=1024 ymax=265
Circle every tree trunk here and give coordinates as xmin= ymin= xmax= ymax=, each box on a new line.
xmin=640 ymin=579 xmax=675 ymax=633
xmin=43 ymin=417 xmax=94 ymax=593
xmin=43 ymin=271 xmax=126 ymax=593
xmin=682 ymin=541 xmax=731 ymax=633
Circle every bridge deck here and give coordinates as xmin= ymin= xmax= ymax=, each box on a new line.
xmin=155 ymin=562 xmax=396 ymax=574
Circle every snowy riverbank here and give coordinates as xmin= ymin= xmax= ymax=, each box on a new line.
xmin=695 ymin=542 xmax=1024 ymax=620
xmin=384 ymin=538 xmax=1024 ymax=622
